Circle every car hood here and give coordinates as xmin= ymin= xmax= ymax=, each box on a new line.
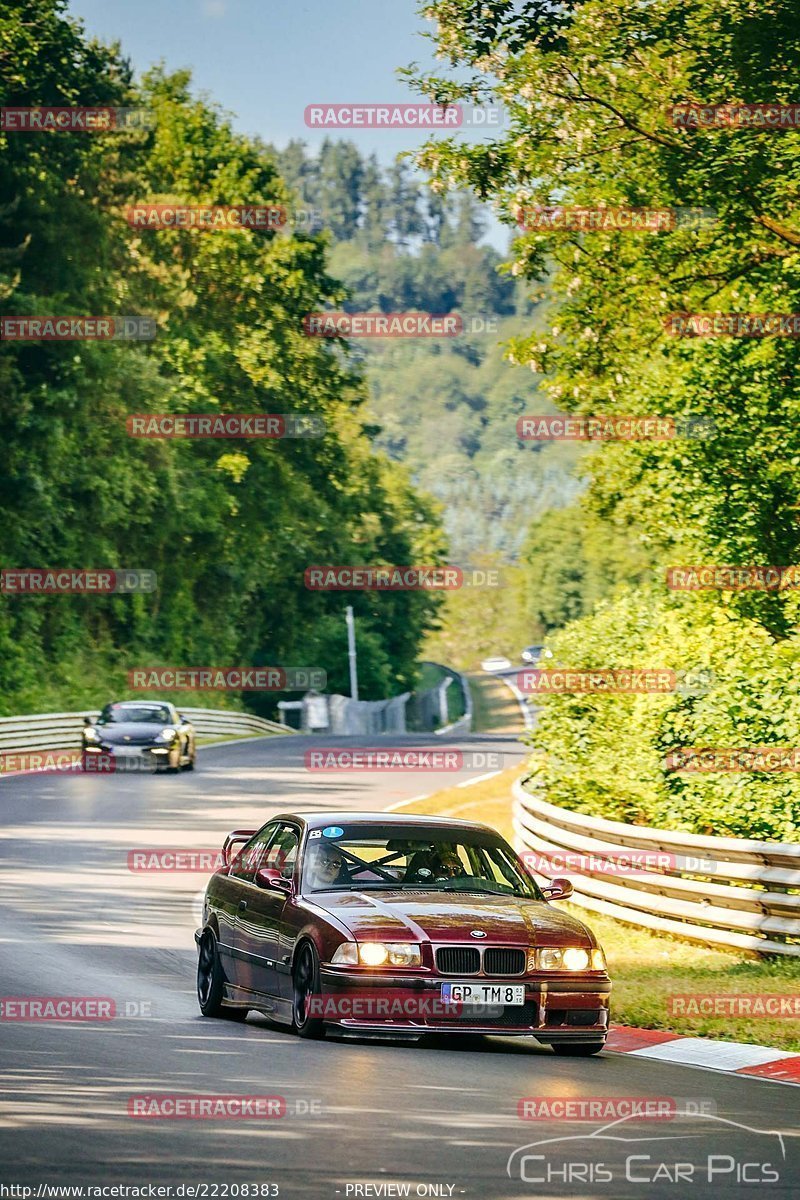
xmin=94 ymin=723 xmax=169 ymax=742
xmin=318 ymin=890 xmax=594 ymax=947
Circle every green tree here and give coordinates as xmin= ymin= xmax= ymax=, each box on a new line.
xmin=0 ymin=1 xmax=446 ymax=714
xmin=408 ymin=0 xmax=800 ymax=634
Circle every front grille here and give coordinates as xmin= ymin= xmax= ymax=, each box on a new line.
xmin=483 ymin=948 xmax=525 ymax=976
xmin=436 ymin=947 xmax=480 ymax=975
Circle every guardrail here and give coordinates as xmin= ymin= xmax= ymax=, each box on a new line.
xmin=419 ymin=661 xmax=472 ymax=736
xmin=0 ymin=707 xmax=292 ymax=755
xmin=512 ymin=777 xmax=800 ymax=957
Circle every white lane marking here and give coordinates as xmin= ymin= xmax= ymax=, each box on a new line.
xmin=385 ymin=769 xmax=503 ymax=809
xmin=629 ymin=1037 xmax=796 ymax=1071
xmin=456 ymin=770 xmax=501 ymax=789
xmin=384 ymin=793 xmax=432 ymax=811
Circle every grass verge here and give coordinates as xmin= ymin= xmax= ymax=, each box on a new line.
xmin=394 ymin=768 xmax=800 ymax=1052
xmin=467 ymin=672 xmax=523 ymax=734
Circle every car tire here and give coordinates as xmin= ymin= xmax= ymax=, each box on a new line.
xmin=197 ymin=929 xmax=248 ymax=1021
xmin=292 ymin=942 xmax=325 ymax=1039
xmin=183 ymin=741 xmax=196 ymax=771
xmin=551 ymin=1041 xmax=606 ymax=1056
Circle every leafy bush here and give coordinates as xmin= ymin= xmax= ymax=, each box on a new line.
xmin=524 ymin=590 xmax=800 ymax=841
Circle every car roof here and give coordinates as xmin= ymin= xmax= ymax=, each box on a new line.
xmin=274 ymin=810 xmax=498 ymax=835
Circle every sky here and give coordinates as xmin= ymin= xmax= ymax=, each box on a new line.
xmin=68 ymin=0 xmax=439 ymax=158
xmin=66 ymin=0 xmax=507 ymax=247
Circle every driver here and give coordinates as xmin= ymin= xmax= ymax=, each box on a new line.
xmin=431 ymin=852 xmax=465 ymax=882
xmin=307 ymin=843 xmax=349 ymax=889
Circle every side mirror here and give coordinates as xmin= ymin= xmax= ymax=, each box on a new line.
xmin=542 ymin=876 xmax=573 ymax=901
xmin=255 ymin=867 xmax=292 ymax=894
xmin=83 ymin=717 xmax=92 ymax=727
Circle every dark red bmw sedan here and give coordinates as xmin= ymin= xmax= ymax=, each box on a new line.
xmin=195 ymin=811 xmax=611 ymax=1054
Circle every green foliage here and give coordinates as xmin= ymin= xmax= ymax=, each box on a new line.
xmin=519 ymin=502 xmax=653 ymax=635
xmin=0 ymin=0 xmax=445 ymax=714
xmin=410 ymin=0 xmax=800 ymax=840
xmin=410 ymin=0 xmax=800 ymax=627
xmin=422 ymin=552 xmax=531 ymax=668
xmin=524 ymin=591 xmax=800 ymax=841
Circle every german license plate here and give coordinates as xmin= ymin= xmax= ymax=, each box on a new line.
xmin=441 ymin=982 xmax=525 ymax=1006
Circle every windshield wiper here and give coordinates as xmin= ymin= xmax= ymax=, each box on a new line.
xmin=344 ymin=882 xmax=405 ymax=890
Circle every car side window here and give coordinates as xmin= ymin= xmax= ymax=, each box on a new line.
xmin=230 ymin=823 xmax=280 ymax=882
xmin=262 ymin=825 xmax=300 ymax=879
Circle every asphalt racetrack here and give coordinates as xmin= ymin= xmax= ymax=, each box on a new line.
xmin=1 ymin=732 xmax=798 ymax=1198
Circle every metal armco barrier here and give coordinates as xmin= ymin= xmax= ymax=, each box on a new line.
xmin=279 ymin=665 xmax=472 ymax=736
xmin=512 ymin=777 xmax=800 ymax=957
xmin=415 ymin=661 xmax=472 ymax=736
xmin=0 ymin=707 xmax=292 ymax=755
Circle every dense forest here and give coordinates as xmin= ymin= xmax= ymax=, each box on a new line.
xmin=272 ymin=137 xmax=585 ymax=566
xmin=1 ymin=0 xmax=596 ymax=719
xmin=0 ymin=1 xmax=452 ymax=714
xmin=408 ymin=0 xmax=800 ymax=839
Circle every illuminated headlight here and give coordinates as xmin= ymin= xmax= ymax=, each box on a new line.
xmin=330 ymin=942 xmax=422 ymax=968
xmin=156 ymin=727 xmax=176 ymax=742
xmin=534 ymin=946 xmax=592 ymax=971
xmin=563 ymin=947 xmax=591 ymax=971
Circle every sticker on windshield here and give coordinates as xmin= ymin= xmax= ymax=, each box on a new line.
xmin=308 ymin=830 xmax=321 ymax=839
xmin=322 ymin=825 xmax=344 ymax=838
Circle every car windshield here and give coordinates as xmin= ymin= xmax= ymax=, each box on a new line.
xmin=98 ymin=704 xmax=172 ymax=725
xmin=302 ymin=826 xmax=542 ymax=899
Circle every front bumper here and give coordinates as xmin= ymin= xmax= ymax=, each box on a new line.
xmin=83 ymin=743 xmax=173 ymax=770
xmin=318 ymin=968 xmax=611 ymax=1040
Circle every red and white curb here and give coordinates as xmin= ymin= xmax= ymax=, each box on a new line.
xmin=606 ymin=1025 xmax=800 ymax=1084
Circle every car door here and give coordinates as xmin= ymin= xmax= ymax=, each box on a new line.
xmin=234 ymin=823 xmax=301 ymax=999
xmin=215 ymin=822 xmax=280 ymax=988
